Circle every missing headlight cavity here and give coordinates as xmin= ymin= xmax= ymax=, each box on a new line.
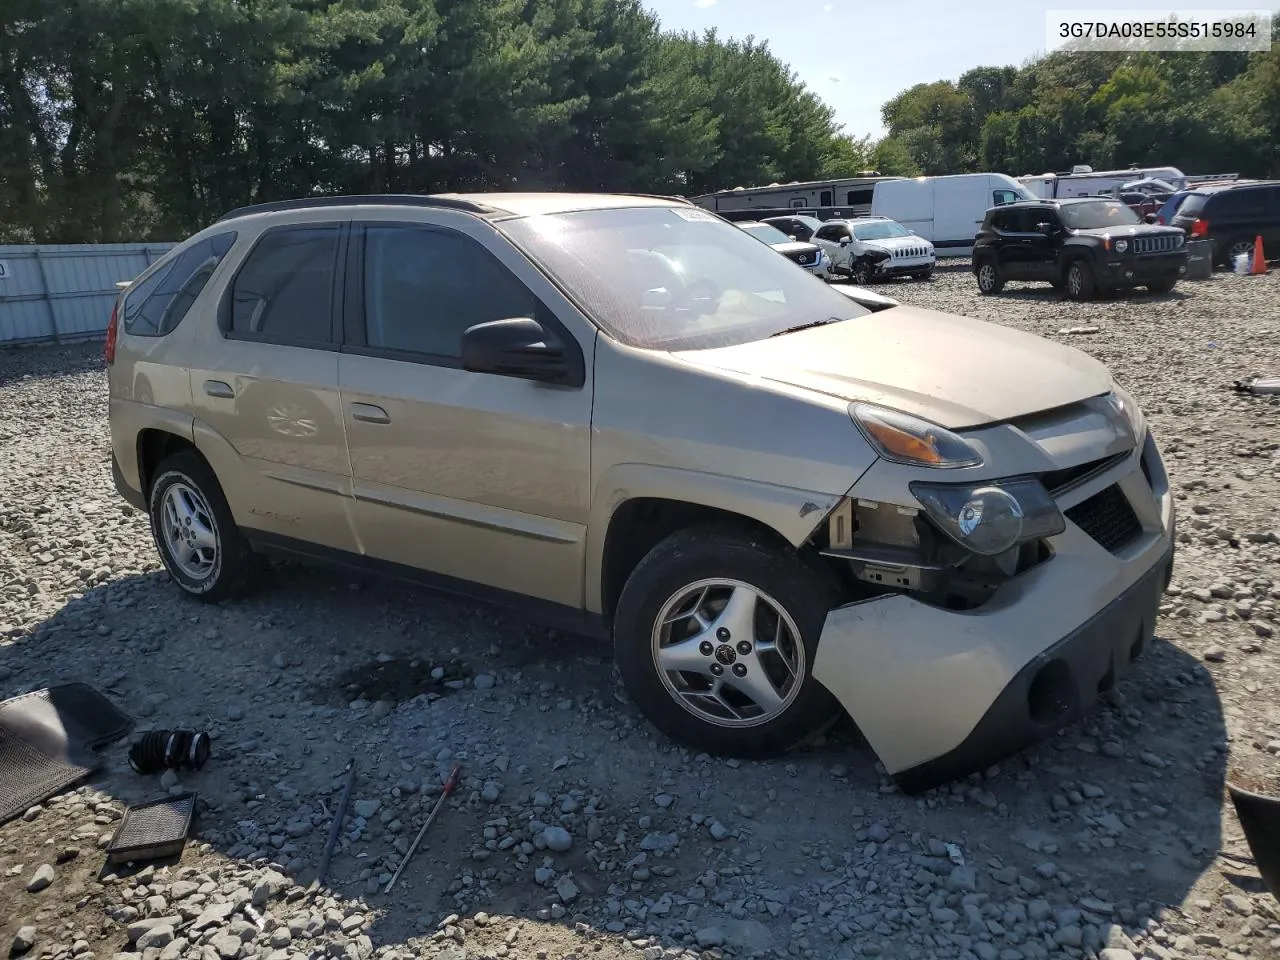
xmin=818 ymin=497 xmax=1052 ymax=610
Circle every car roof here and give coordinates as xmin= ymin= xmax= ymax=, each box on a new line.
xmin=216 ymin=191 xmax=689 ymax=224
xmin=1187 ymin=179 xmax=1280 ymax=196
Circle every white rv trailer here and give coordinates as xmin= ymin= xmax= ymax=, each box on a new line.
xmin=690 ymin=175 xmax=902 ymax=217
xmin=1016 ymin=165 xmax=1237 ymax=199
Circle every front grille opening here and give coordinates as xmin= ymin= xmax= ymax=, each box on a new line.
xmin=1065 ymin=484 xmax=1142 ymax=553
xmin=1028 ymin=659 xmax=1074 ymax=728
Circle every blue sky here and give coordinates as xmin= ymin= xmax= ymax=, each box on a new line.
xmin=641 ymin=0 xmax=1262 ymax=139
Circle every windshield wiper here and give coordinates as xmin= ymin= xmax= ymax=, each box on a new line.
xmin=770 ymin=317 xmax=845 ymax=338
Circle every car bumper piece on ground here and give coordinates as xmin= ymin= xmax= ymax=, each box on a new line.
xmin=812 ymin=439 xmax=1175 ymax=793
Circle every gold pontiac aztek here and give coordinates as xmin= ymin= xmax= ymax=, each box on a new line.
xmin=107 ymin=192 xmax=1175 ymax=792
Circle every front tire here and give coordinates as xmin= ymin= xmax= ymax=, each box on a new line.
xmin=851 ymin=259 xmax=874 ymax=285
xmin=1065 ymin=259 xmax=1096 ymax=301
xmin=1147 ymin=278 xmax=1177 ymax=294
xmin=148 ymin=452 xmax=253 ymax=602
xmin=613 ymin=526 xmax=840 ymax=758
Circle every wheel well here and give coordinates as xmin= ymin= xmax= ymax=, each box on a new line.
xmin=136 ymin=429 xmax=200 ymax=498
xmin=600 ymin=499 xmax=791 ymax=623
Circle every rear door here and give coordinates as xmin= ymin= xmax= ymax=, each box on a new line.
xmin=337 ymin=211 xmax=595 ymax=609
xmin=186 ymin=216 xmax=361 ymax=553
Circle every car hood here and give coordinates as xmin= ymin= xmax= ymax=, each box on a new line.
xmin=674 ymin=304 xmax=1113 ymax=429
xmin=770 ymin=240 xmax=821 ymax=257
xmin=1072 ymin=224 xmax=1184 ymax=241
xmin=861 ymin=235 xmax=932 ymax=253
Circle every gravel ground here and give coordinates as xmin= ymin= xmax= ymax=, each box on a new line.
xmin=2 ymin=263 xmax=1279 ymax=960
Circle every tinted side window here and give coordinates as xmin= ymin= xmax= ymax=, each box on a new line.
xmin=123 ymin=232 xmax=237 ymax=337
xmin=1209 ymin=190 xmax=1251 ymax=217
xmin=362 ymin=225 xmax=537 ymax=361
xmin=227 ymin=225 xmax=340 ymax=344
xmin=992 ymin=189 xmax=1021 ymax=206
xmin=846 ymin=189 xmax=873 ymax=205
xmin=814 ymin=225 xmax=841 ymax=241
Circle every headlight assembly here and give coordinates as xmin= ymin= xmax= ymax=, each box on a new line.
xmin=910 ymin=478 xmax=1065 ymax=556
xmin=1104 ymin=384 xmax=1144 ymax=440
xmin=851 ymin=404 xmax=983 ymax=469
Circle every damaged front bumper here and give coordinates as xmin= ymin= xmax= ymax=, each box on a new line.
xmin=813 ymin=429 xmax=1176 ymax=794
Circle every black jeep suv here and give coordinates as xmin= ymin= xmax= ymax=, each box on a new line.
xmin=972 ymin=198 xmax=1188 ymax=300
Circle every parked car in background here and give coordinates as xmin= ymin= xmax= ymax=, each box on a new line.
xmin=972 ymin=198 xmax=1187 ymax=300
xmin=870 ymin=174 xmax=1037 ymax=257
xmin=1114 ymin=192 xmax=1166 ymax=222
xmin=736 ymin=221 xmax=832 ymax=279
xmin=105 ymin=191 xmax=1174 ymax=793
xmin=761 ymin=214 xmax=826 ymax=243
xmin=809 ymin=217 xmax=936 ymax=283
xmin=1170 ymin=180 xmax=1280 ymax=266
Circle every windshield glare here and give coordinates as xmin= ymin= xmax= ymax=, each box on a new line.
xmin=853 ymin=220 xmax=911 ymax=241
xmin=1059 ymin=200 xmax=1142 ymax=230
xmin=502 ymin=206 xmax=871 ymax=351
xmin=741 ymin=223 xmax=793 ymax=245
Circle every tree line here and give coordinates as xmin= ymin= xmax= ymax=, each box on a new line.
xmin=2 ymin=0 xmax=1278 ymax=244
xmin=875 ymin=28 xmax=1280 ymax=180
xmin=0 ymin=0 xmax=865 ymax=242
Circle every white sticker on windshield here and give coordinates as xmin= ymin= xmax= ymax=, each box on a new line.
xmin=670 ymin=207 xmax=719 ymax=222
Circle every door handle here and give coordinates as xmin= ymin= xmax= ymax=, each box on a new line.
xmin=203 ymin=380 xmax=234 ymax=399
xmin=350 ymin=402 xmax=391 ymax=425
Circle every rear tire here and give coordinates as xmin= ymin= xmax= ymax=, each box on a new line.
xmin=976 ymin=259 xmax=1003 ymax=294
xmin=613 ymin=525 xmax=840 ymax=758
xmin=1065 ymin=259 xmax=1096 ymax=301
xmin=1224 ymin=236 xmax=1254 ymax=268
xmin=148 ymin=452 xmax=253 ymax=602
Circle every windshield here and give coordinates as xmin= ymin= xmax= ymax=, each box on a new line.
xmin=502 ymin=206 xmax=870 ymax=351
xmin=852 ymin=220 xmax=911 ymax=241
xmin=740 ymin=223 xmax=794 ymax=245
xmin=1059 ymin=200 xmax=1142 ymax=230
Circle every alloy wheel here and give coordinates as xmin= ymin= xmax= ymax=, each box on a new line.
xmin=650 ymin=578 xmax=805 ymax=728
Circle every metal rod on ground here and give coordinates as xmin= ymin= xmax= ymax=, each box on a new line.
xmin=318 ymin=757 xmax=357 ymax=885
xmin=385 ymin=763 xmax=460 ymax=894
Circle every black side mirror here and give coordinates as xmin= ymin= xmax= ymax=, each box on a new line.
xmin=460 ymin=317 xmax=582 ymax=386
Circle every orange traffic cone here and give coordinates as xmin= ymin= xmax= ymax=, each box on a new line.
xmin=1250 ymin=234 xmax=1268 ymax=275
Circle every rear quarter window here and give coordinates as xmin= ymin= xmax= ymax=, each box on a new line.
xmin=122 ymin=232 xmax=238 ymax=337
xmin=1175 ymin=194 xmax=1208 ymax=218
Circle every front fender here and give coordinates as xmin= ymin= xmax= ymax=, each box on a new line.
xmin=583 ymin=463 xmax=848 ymax=614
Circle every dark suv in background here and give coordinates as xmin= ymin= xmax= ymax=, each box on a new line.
xmin=972 ymin=198 xmax=1188 ymax=301
xmin=1171 ymin=181 xmax=1280 ymax=266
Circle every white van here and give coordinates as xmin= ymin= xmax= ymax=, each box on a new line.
xmin=869 ymin=174 xmax=1035 ymax=257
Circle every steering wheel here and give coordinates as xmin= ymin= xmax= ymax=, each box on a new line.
xmin=671 ymin=277 xmax=722 ymax=314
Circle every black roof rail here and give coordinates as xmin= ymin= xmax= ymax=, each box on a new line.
xmin=215 ymin=193 xmax=498 ymax=223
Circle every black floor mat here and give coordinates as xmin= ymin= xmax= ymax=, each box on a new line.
xmin=0 ymin=683 xmax=133 ymax=825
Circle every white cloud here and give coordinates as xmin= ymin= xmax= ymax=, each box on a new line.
xmin=694 ymin=0 xmax=717 ymax=7
xmin=828 ymin=73 xmax=843 ymax=83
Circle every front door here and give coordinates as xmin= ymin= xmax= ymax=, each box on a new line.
xmin=187 ymin=217 xmax=361 ymax=553
xmin=813 ymin=222 xmax=853 ymax=272
xmin=337 ymin=214 xmax=595 ymax=610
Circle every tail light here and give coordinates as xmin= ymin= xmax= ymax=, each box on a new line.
xmin=1190 ymin=218 xmax=1209 ymax=238
xmin=104 ymin=301 xmax=119 ymax=365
